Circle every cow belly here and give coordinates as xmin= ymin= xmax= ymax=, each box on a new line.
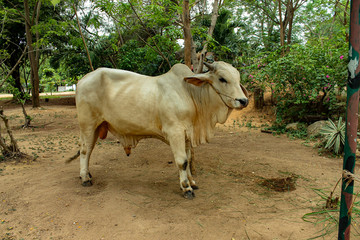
xmin=107 ymin=121 xmax=164 ymax=145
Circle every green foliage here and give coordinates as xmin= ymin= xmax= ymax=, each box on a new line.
xmin=191 ymin=8 xmax=243 ymax=65
xmin=6 ymin=80 xmax=30 ymax=104
xmin=263 ymin=122 xmax=309 ymax=140
xmin=117 ymin=35 xmax=180 ymax=76
xmin=0 ymin=0 xmax=352 ymax=120
xmin=244 ymin=39 xmax=348 ymax=123
xmin=50 ymin=0 xmax=61 ymax=7
xmin=287 ymin=124 xmax=309 ymax=140
xmin=39 ymin=67 xmax=62 ymax=93
xmin=210 ymin=9 xmax=242 ymax=64
xmin=320 ymin=117 xmax=345 ymax=155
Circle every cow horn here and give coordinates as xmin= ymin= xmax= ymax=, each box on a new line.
xmin=240 ymin=84 xmax=249 ymax=98
xmin=203 ymin=62 xmax=215 ymax=71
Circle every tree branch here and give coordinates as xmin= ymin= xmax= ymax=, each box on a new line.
xmin=196 ymin=0 xmax=220 ymax=73
xmin=35 ymin=0 xmax=41 ymax=67
xmin=127 ymin=0 xmax=172 ymax=68
xmin=0 ymin=47 xmax=27 ymax=89
xmin=4 ymin=0 xmax=29 ymax=26
xmin=128 ymin=0 xmax=151 ymax=34
xmin=254 ymin=1 xmax=279 ymax=24
xmin=73 ymin=3 xmax=94 ymax=71
xmin=0 ymin=109 xmax=20 ymax=153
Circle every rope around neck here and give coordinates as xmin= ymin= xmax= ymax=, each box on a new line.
xmin=208 ymin=84 xmax=236 ymax=109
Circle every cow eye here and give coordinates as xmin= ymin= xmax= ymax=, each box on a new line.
xmin=219 ymin=78 xmax=227 ymax=83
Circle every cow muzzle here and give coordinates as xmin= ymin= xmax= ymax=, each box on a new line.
xmin=209 ymin=83 xmax=249 ymax=109
xmin=235 ymin=84 xmax=249 ymax=109
xmin=235 ymin=98 xmax=249 ymax=108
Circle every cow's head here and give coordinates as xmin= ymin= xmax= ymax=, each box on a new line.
xmin=184 ymin=61 xmax=249 ymax=109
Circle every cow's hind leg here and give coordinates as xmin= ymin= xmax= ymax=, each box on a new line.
xmin=168 ymin=132 xmax=195 ymax=199
xmin=79 ymin=125 xmax=99 ymax=186
xmin=186 ymin=140 xmax=198 ymax=190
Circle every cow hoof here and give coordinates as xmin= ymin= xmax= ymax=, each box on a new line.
xmin=183 ymin=190 xmax=195 ymax=199
xmin=191 ymin=185 xmax=199 ymax=190
xmin=82 ymin=180 xmax=93 ymax=187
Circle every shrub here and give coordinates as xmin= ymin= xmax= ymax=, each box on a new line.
xmin=320 ymin=117 xmax=345 ymax=155
xmin=243 ymin=41 xmax=348 ymax=124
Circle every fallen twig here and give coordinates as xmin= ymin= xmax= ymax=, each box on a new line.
xmin=261 ymin=129 xmax=275 ymax=134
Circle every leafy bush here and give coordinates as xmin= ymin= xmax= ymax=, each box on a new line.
xmin=243 ymin=40 xmax=348 ymax=124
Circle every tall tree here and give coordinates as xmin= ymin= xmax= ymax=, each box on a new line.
xmin=24 ymin=0 xmax=41 ymax=107
xmin=240 ymin=0 xmax=306 ymax=52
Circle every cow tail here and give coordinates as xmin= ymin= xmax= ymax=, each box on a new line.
xmin=65 ymin=150 xmax=80 ymax=164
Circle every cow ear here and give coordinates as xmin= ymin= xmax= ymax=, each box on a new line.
xmin=184 ymin=75 xmax=212 ymax=86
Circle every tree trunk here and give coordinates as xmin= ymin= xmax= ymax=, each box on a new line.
xmin=35 ymin=0 xmax=41 ymax=70
xmin=344 ymin=0 xmax=350 ymax=42
xmin=278 ymin=0 xmax=285 ymax=55
xmin=191 ymin=39 xmax=199 ymax=72
xmin=254 ymin=88 xmax=264 ymax=109
xmin=207 ymin=0 xmax=219 ymax=38
xmin=0 ymin=109 xmax=21 ymax=155
xmin=196 ymin=0 xmax=219 ymax=73
xmin=0 ymin=47 xmax=27 ymax=89
xmin=20 ymin=101 xmax=31 ymax=128
xmin=286 ymin=6 xmax=294 ymax=51
xmin=183 ymin=0 xmax=192 ymax=69
xmin=24 ymin=0 xmax=40 ymax=108
xmin=12 ymin=67 xmax=24 ymax=98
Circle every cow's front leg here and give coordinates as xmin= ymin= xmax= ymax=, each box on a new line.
xmin=168 ymin=132 xmax=195 ymax=199
xmin=186 ymin=140 xmax=198 ymax=190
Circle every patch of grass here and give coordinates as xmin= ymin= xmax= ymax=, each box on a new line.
xmin=263 ymin=123 xmax=321 ymax=148
xmin=232 ymin=119 xmax=260 ymax=129
xmin=287 ymin=126 xmax=308 ymax=140
xmin=303 ymin=187 xmax=360 ymax=239
xmin=262 ymin=124 xmax=286 ymax=135
xmin=39 ymin=95 xmax=67 ymax=99
xmin=232 ymin=119 xmax=244 ymax=128
xmin=8 ymin=115 xmax=20 ymax=120
xmin=245 ymin=120 xmax=258 ymax=129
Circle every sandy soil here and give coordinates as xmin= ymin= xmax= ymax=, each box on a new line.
xmin=0 ymin=96 xmax=353 ymax=240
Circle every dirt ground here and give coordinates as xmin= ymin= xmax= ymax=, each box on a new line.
xmin=0 ymin=95 xmax=353 ymax=240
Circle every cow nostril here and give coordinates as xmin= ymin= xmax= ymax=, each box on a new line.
xmin=236 ymin=98 xmax=248 ymax=106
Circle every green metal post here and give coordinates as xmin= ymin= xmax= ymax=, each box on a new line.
xmin=338 ymin=1 xmax=360 ymax=239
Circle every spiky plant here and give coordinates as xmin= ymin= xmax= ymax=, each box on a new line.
xmin=320 ymin=117 xmax=345 ymax=154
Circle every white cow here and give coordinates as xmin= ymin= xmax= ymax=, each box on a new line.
xmin=69 ymin=61 xmax=248 ymax=199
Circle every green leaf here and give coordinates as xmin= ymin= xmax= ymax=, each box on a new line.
xmin=50 ymin=0 xmax=60 ymax=7
xmin=334 ymin=135 xmax=341 ymax=154
xmin=320 ymin=117 xmax=346 ymax=154
xmin=325 ymin=133 xmax=337 ymax=149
